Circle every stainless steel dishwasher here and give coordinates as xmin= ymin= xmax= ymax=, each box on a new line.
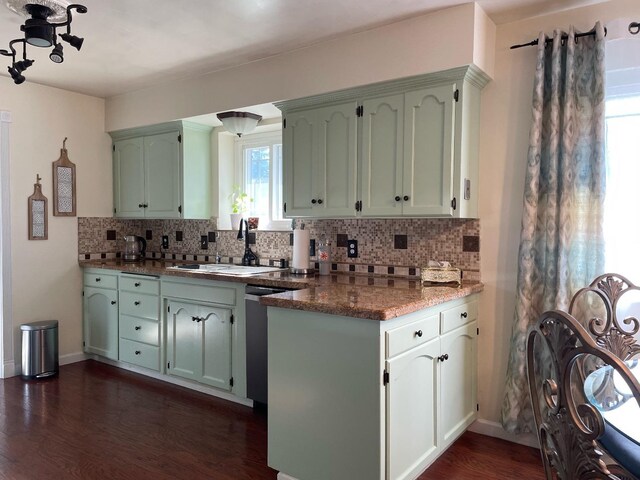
xmin=245 ymin=285 xmax=293 ymax=406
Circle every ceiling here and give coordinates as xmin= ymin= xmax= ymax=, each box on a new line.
xmin=0 ymin=0 xmax=607 ymax=100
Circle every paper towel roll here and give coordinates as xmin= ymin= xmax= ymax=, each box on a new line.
xmin=292 ymin=229 xmax=310 ymax=270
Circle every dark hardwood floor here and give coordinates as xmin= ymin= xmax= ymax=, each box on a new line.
xmin=0 ymin=361 xmax=544 ymax=479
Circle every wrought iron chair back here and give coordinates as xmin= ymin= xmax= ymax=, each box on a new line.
xmin=527 ymin=309 xmax=640 ymax=479
xmin=569 ymin=273 xmax=640 ymax=361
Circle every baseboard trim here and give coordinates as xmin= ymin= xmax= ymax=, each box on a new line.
xmin=277 ymin=473 xmax=299 ymax=480
xmin=1 ymin=360 xmax=15 ymax=378
xmin=59 ymin=352 xmax=89 ymax=366
xmin=468 ymin=418 xmax=539 ymax=449
xmin=91 ymin=356 xmax=253 ymax=408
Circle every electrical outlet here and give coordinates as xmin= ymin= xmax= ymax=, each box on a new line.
xmin=309 ymin=239 xmax=316 ymax=257
xmin=162 ymin=235 xmax=169 ymax=249
xmin=347 ymin=239 xmax=358 ymax=258
xmin=200 ymin=235 xmax=208 ymax=250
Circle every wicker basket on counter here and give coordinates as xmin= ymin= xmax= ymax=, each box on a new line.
xmin=421 ymin=266 xmax=461 ymax=286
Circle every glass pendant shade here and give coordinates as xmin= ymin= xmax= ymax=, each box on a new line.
xmin=217 ymin=111 xmax=262 ymax=137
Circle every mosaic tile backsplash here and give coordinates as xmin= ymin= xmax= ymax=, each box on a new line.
xmin=78 ymin=217 xmax=480 ymax=280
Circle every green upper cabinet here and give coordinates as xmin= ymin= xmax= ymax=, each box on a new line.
xmin=282 ymin=101 xmax=358 ymax=218
xmin=277 ymin=65 xmax=489 ymax=219
xmin=110 ymin=121 xmax=213 ymax=219
xmin=361 ymin=94 xmax=404 ymax=217
xmin=401 ymin=84 xmax=456 ymax=216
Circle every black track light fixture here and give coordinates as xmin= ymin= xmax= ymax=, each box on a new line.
xmin=0 ymin=1 xmax=87 ymax=84
xmin=49 ymin=42 xmax=63 ymax=63
xmin=7 ymin=65 xmax=26 ymax=84
xmin=59 ymin=32 xmax=83 ymax=51
xmin=14 ymin=58 xmax=34 ymax=72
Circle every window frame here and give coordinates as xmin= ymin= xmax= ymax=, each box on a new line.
xmin=234 ymin=130 xmax=288 ymax=231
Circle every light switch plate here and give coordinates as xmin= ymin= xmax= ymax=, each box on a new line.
xmin=347 ymin=239 xmax=358 ymax=258
xmin=162 ymin=235 xmax=169 ymax=249
xmin=200 ymin=235 xmax=208 ymax=250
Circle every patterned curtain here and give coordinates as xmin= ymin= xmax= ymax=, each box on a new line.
xmin=501 ymin=22 xmax=607 ymax=434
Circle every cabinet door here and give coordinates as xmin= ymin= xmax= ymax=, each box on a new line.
xmin=403 ymin=84 xmax=456 ymax=216
xmin=439 ymin=321 xmax=477 ymax=448
xmin=283 ymin=110 xmax=317 ymax=217
xmin=200 ymin=305 xmax=233 ymax=391
xmin=113 ymin=138 xmax=145 ymax=218
xmin=386 ymin=337 xmax=440 ymax=480
xmin=83 ymin=287 xmax=118 ymax=360
xmin=166 ymin=301 xmax=201 ymax=382
xmin=361 ymin=94 xmax=404 ymax=217
xmin=315 ymin=102 xmax=358 ymax=217
xmin=144 ymin=131 xmax=181 ymax=219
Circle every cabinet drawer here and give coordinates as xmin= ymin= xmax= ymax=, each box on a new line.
xmin=83 ymin=272 xmax=117 ymax=289
xmin=120 ymin=275 xmax=159 ymax=295
xmin=162 ymin=280 xmax=236 ymax=306
xmin=440 ymin=301 xmax=477 ymax=334
xmin=119 ymin=315 xmax=160 ymax=346
xmin=119 ymin=338 xmax=159 ymax=371
xmin=119 ymin=291 xmax=159 ymax=320
xmin=386 ymin=314 xmax=439 ymax=358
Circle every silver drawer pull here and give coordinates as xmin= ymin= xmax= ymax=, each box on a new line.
xmin=134 ymin=326 xmax=141 ymax=331
xmin=415 ymin=330 xmax=423 ymax=338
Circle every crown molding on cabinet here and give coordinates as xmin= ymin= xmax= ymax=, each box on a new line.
xmin=275 ymin=64 xmax=490 ymax=113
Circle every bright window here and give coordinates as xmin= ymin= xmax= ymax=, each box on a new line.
xmin=235 ymin=131 xmax=286 ymax=229
xmin=604 ymin=37 xmax=640 ymax=279
xmin=604 ymin=95 xmax=640 ymax=277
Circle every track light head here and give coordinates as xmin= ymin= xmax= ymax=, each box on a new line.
xmin=49 ymin=43 xmax=64 ymax=63
xmin=14 ymin=58 xmax=34 ymax=72
xmin=60 ymin=33 xmax=84 ymax=51
xmin=8 ymin=65 xmax=25 ymax=84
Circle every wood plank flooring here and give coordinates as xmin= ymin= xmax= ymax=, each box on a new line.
xmin=0 ymin=361 xmax=544 ymax=479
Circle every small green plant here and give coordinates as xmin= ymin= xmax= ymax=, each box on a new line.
xmin=229 ymin=185 xmax=253 ymax=213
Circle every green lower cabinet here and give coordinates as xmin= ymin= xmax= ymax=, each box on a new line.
xmin=83 ymin=286 xmax=119 ymax=360
xmin=166 ymin=300 xmax=233 ymax=391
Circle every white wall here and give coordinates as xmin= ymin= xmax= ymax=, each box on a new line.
xmin=106 ymin=3 xmax=494 ymax=131
xmin=0 ymin=77 xmax=111 ymax=374
xmin=476 ymin=0 xmax=639 ymax=435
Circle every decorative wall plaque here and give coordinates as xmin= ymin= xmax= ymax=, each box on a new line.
xmin=28 ymin=174 xmax=47 ymax=240
xmin=52 ymin=137 xmax=76 ymax=216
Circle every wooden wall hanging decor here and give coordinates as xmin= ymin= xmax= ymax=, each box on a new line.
xmin=52 ymin=137 xmax=76 ymax=216
xmin=28 ymin=174 xmax=48 ymax=240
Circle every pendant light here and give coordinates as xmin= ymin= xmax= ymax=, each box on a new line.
xmin=0 ymin=0 xmax=87 ymax=84
xmin=217 ymin=111 xmax=263 ymax=137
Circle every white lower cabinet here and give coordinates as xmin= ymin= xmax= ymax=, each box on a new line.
xmin=166 ymin=300 xmax=233 ymax=391
xmin=268 ymin=295 xmax=479 ymax=480
xmin=386 ymin=338 xmax=440 ymax=480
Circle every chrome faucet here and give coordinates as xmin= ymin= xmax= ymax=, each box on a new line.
xmin=237 ymin=218 xmax=258 ymax=266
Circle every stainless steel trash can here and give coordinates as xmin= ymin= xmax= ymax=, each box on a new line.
xmin=21 ymin=320 xmax=59 ymax=379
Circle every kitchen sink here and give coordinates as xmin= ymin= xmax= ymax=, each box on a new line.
xmin=167 ymin=264 xmax=283 ymax=276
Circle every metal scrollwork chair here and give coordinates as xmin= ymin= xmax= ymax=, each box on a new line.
xmin=527 ymin=309 xmax=640 ymax=479
xmin=569 ymin=273 xmax=640 ymax=361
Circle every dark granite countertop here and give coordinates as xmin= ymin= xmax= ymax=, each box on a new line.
xmin=79 ymin=259 xmax=483 ymax=320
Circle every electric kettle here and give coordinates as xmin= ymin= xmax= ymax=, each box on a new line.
xmin=123 ymin=235 xmax=147 ymax=262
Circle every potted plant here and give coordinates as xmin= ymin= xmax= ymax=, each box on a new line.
xmin=229 ymin=185 xmax=252 ymax=230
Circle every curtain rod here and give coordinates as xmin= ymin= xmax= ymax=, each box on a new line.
xmin=510 ymin=28 xmax=606 ymax=50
